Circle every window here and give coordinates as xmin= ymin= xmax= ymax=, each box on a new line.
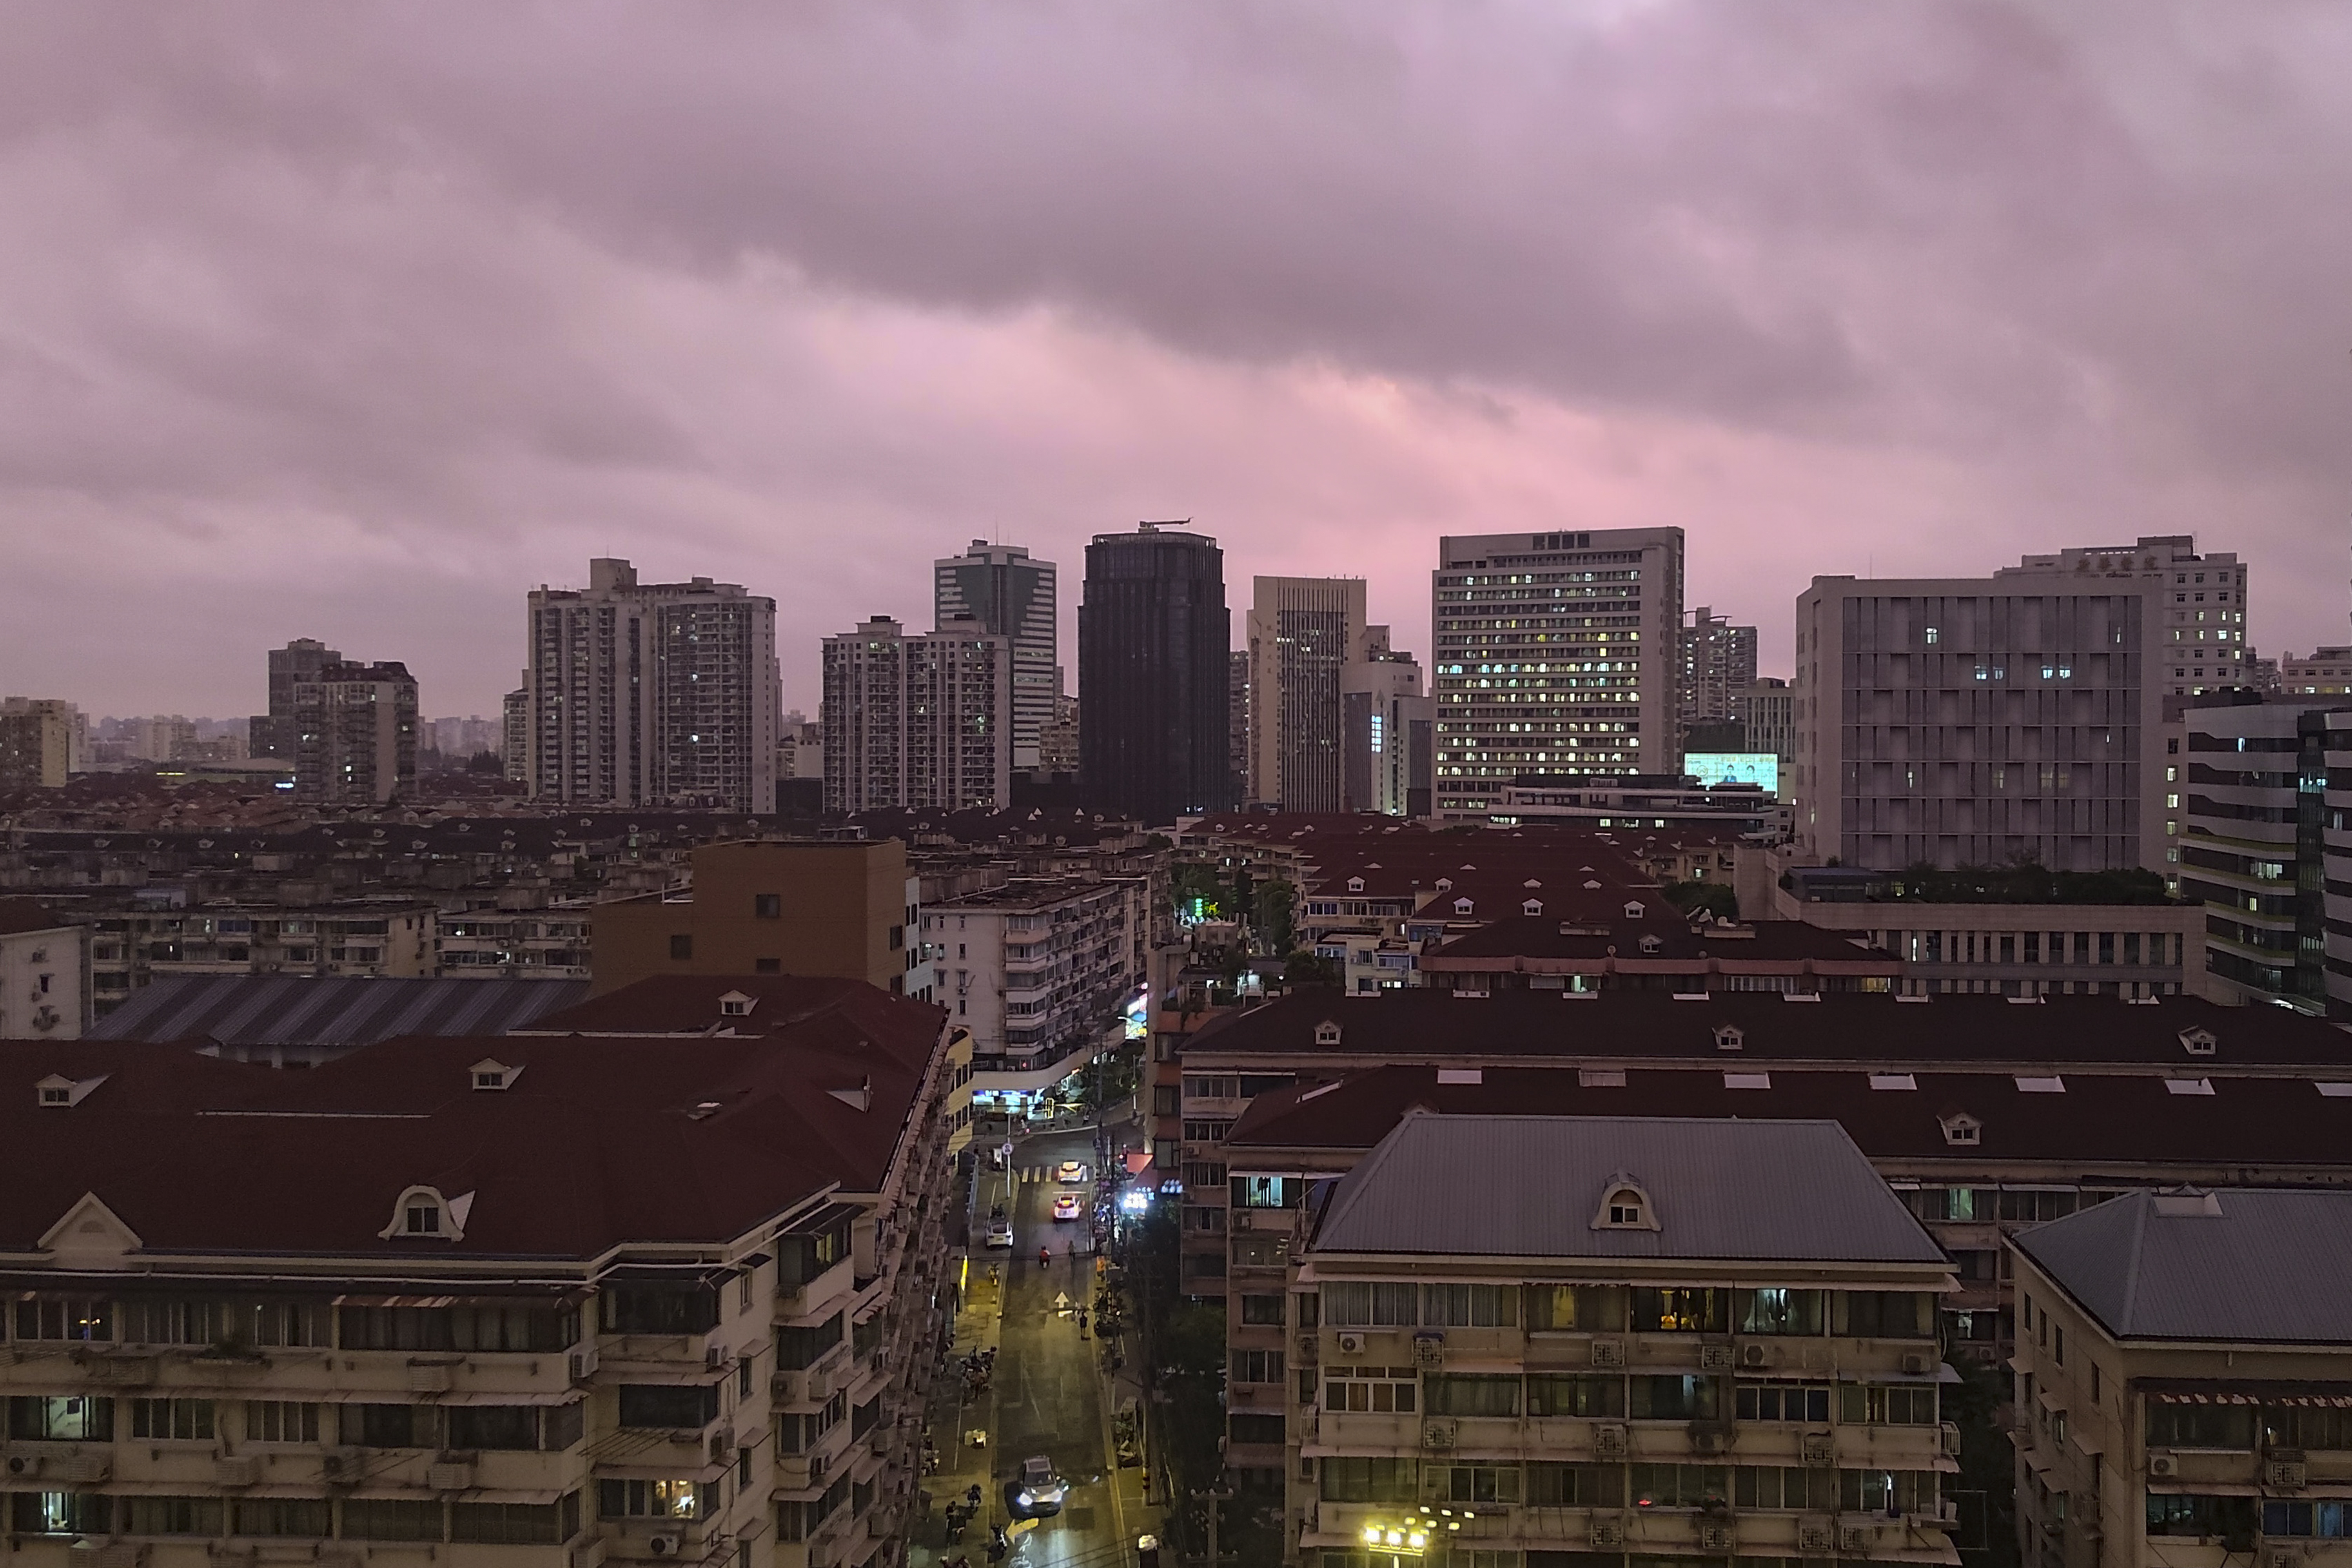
xmin=1599 ymin=1184 xmax=1655 ymax=1229
xmin=1422 ymin=1284 xmax=1519 ymax=1327
xmin=2146 ymin=1402 xmax=2255 ymax=1450
xmin=1836 ymin=1292 xmax=1933 ymax=1338
xmin=232 ymin=1498 xmax=332 ymax=1537
xmin=341 ymin=1303 xmax=573 ymax=1352
xmin=1240 ymin=1295 xmax=1286 ymax=1326
xmin=1630 ymin=1463 xmax=1729 ymax=1508
xmin=1527 ymin=1463 xmax=1623 ymax=1506
xmin=1838 ymin=1384 xmax=1938 ymax=1425
xmin=350 ymin=1403 xmax=421 ymax=1448
xmin=1230 ymin=1176 xmax=1293 ymax=1209
xmin=131 ymin=1398 xmax=215 ymax=1441
xmin=454 ymin=1500 xmax=568 ymax=1544
xmin=2264 ymin=1502 xmax=2352 ymax=1539
xmin=777 ymin=1312 xmax=846 ymax=1370
xmin=1737 ymin=1466 xmax=1836 ymax=1510
xmin=1318 ymin=1456 xmax=1420 ymax=1503
xmin=601 ymin=1285 xmax=722 ymax=1336
xmin=1231 ymin=1349 xmax=1286 ymax=1384
xmin=343 ymin=1499 xmax=445 ymax=1541
xmin=2265 ymin=1407 xmax=2352 ymax=1452
xmin=8 ymin=1395 xmax=113 ymax=1441
xmin=754 ymin=894 xmax=781 ymax=919
xmin=1630 ymin=1375 xmax=1719 ymax=1420
xmin=1527 ymin=1374 xmax=1625 ymax=1418
xmin=1526 ymin=1284 xmax=1626 ymax=1331
xmin=597 ymin=1479 xmax=710 ymax=1520
xmin=1229 ymin=1412 xmax=1285 ymax=1445
xmin=1322 ymin=1281 xmax=1418 ymax=1327
xmin=11 ymin=1493 xmax=112 ymax=1535
xmin=1424 ymin=1375 xmax=1522 ymax=1417
xmin=1633 ymin=1287 xmax=1730 ymax=1333
xmin=1738 ymin=1289 xmax=1824 ymax=1336
xmin=1431 ymin=1465 xmax=1523 ymax=1504
xmin=248 ymin=1401 xmax=319 ymax=1443
xmin=118 ymin=1496 xmax=225 ymax=1535
xmin=1324 ymin=1367 xmax=1418 ymax=1414
xmin=670 ymin=934 xmax=693 ymax=960
xmin=13 ymin=1297 xmax=111 ymax=1341
xmin=2148 ymin=1494 xmax=2254 ymax=1539
xmin=1840 ymin=1470 xmax=1938 ymax=1515
xmin=619 ymin=1384 xmax=718 ymax=1430
xmin=1737 ymin=1383 xmax=1831 ymax=1423
xmin=448 ymin=1405 xmax=542 ymax=1450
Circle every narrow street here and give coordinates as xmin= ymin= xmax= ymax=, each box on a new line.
xmin=913 ymin=1122 xmax=1156 ymax=1568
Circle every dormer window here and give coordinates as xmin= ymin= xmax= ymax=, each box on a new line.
xmin=1714 ymin=1025 xmax=1744 ymax=1052
xmin=470 ymin=1058 xmax=520 ymax=1092
xmin=35 ymin=1073 xmax=105 ymax=1109
xmin=1523 ymin=900 xmax=1543 ymax=916
xmin=1454 ymin=898 xmax=1474 ymax=915
xmin=1592 ymin=1176 xmax=1660 ymax=1231
xmin=1623 ymin=901 xmax=1646 ymax=919
xmin=1347 ymin=878 xmax=1365 ymax=894
xmin=1938 ymin=1112 xmax=1982 ymax=1148
xmin=380 ymin=1186 xmax=473 ymax=1243
xmin=1435 ymin=878 xmax=1453 ymax=893
xmin=1638 ymin=935 xmax=1663 ymax=955
xmin=1313 ymin=1020 xmax=1343 ymax=1047
xmin=2178 ymin=1027 xmax=2216 ymax=1057
xmin=719 ymin=990 xmax=755 ymax=1018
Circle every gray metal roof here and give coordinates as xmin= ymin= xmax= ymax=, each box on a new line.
xmin=2014 ymin=1189 xmax=2352 ymax=1344
xmin=1310 ymin=1112 xmax=1946 ymax=1264
xmin=90 ymin=974 xmax=590 ymax=1049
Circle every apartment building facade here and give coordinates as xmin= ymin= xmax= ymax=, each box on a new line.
xmin=1247 ymin=578 xmax=1374 ymax=812
xmin=0 ymin=980 xmax=963 ymax=1568
xmin=1339 ymin=652 xmax=1432 ymax=818
xmin=819 ymin=617 xmax=1013 ymax=814
xmin=292 ymin=661 xmax=419 ymax=807
xmin=75 ymin=899 xmax=439 ymax=1016
xmin=2283 ymin=647 xmax=2352 ymax=696
xmin=0 ymin=700 xmax=83 ymax=789
xmin=524 ymin=558 xmax=780 ymax=815
xmin=924 ymin=877 xmax=1146 ymax=1106
xmin=0 ymin=900 xmax=85 ymax=1038
xmin=2181 ymin=696 xmax=2352 ymax=1016
xmin=1282 ymin=1114 xmax=1958 ymax=1567
xmin=2009 ymin=1189 xmax=2352 ymax=1568
xmin=932 ymin=542 xmax=1057 ymax=772
xmin=1679 ymin=606 xmax=1759 ymax=737
xmin=1793 ymin=535 xmax=2246 ymax=874
xmin=1431 ymin=528 xmax=1686 ymax=815
xmin=1733 ymin=678 xmax=1795 ymax=768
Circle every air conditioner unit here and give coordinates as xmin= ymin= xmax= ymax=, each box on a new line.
xmin=1593 ymin=1423 xmax=1629 ymax=1460
xmin=1699 ymin=1523 xmax=1735 ymax=1551
xmin=2149 ymin=1452 xmax=2180 ymax=1479
xmin=1588 ymin=1337 xmax=1625 ymax=1368
xmin=58 ymin=1454 xmax=110 ymax=1485
xmin=1800 ymin=1432 xmax=1835 ymax=1467
xmin=1699 ymin=1345 xmax=1735 ymax=1372
xmin=1797 ymin=1519 xmax=1836 ymax=1554
xmin=706 ymin=1344 xmax=728 ymax=1370
xmin=95 ymin=1545 xmax=148 ymax=1568
xmin=1421 ymin=1419 xmax=1457 ymax=1451
xmin=319 ymin=1451 xmax=358 ymax=1482
xmin=1591 ymin=1519 xmax=1627 ymax=1549
xmin=1900 ymin=1351 xmax=1935 ymax=1376
xmin=568 ymin=1345 xmax=600 ymax=1384
xmin=1690 ymin=1424 xmax=1730 ymax=1456
xmin=1839 ymin=1523 xmax=1873 ymax=1553
xmin=647 ymin=1534 xmax=683 ymax=1558
xmin=2267 ymin=1459 xmax=2308 ymax=1490
xmin=5 ymin=1454 xmax=42 ymax=1479
xmin=1738 ymin=1342 xmax=1770 ymax=1369
xmin=213 ymin=1455 xmax=261 ymax=1487
xmin=426 ymin=1460 xmax=476 ymax=1492
xmin=1413 ymin=1333 xmax=1445 ymax=1369
xmin=710 ymin=1426 xmax=736 ymax=1464
xmin=1232 ymin=1212 xmax=1252 ymax=1231
xmin=1335 ymin=1332 xmax=1366 ymax=1356
xmin=408 ymin=1361 xmax=455 ymax=1394
xmin=771 ymin=1370 xmax=794 ymax=1398
xmin=2265 ymin=1548 xmax=2305 ymax=1568
xmin=1296 ymin=1333 xmax=1320 ymax=1364
xmin=1940 ymin=1422 xmax=1963 ymax=1457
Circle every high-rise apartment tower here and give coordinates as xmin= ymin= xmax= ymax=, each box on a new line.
xmin=1079 ymin=523 xmax=1232 ymax=824
xmin=1246 ymin=577 xmax=1372 ymax=811
xmin=524 ymin=558 xmax=779 ymax=813
xmin=820 ymin=615 xmax=1013 ymax=813
xmin=250 ymin=638 xmax=339 ymax=762
xmin=1679 ymin=604 xmax=1759 ymax=737
xmin=293 ymin=661 xmax=418 ymax=805
xmin=1430 ymin=528 xmax=1686 ymax=815
xmin=933 ymin=541 xmax=1056 ymax=770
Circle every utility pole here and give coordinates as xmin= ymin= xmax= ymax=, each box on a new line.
xmin=1193 ymin=1484 xmax=1235 ymax=1568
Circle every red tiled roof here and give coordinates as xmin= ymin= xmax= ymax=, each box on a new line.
xmin=0 ymin=978 xmax=947 ymax=1259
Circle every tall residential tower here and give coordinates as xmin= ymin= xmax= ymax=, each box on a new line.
xmin=820 ymin=615 xmax=1013 ymax=813
xmin=933 ymin=541 xmax=1056 ymax=770
xmin=1245 ymin=576 xmax=1372 ymax=811
xmin=1430 ymin=528 xmax=1686 ymax=815
xmin=1079 ymin=523 xmax=1232 ymax=824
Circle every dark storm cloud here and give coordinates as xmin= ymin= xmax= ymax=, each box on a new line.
xmin=0 ymin=1 xmax=2345 ymax=715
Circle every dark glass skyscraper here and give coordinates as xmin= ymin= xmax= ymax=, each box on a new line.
xmin=1080 ymin=523 xmax=1233 ymax=824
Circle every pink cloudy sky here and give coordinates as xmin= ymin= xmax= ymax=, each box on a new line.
xmin=2 ymin=2 xmax=2349 ymax=719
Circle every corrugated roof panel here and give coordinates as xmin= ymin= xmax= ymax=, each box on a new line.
xmin=92 ymin=976 xmax=589 ymax=1050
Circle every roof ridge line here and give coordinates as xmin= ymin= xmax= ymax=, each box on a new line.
xmin=2117 ymin=1191 xmax=2150 ymax=1333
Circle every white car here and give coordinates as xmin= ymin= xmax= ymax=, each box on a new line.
xmin=1051 ymin=1193 xmax=1083 ymax=1221
xmin=985 ymin=1220 xmax=1014 ymax=1249
xmin=1055 ymin=1161 xmax=1088 ymax=1184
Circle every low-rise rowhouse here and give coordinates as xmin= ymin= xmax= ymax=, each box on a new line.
xmin=0 ymin=973 xmax=964 ymax=1568
xmin=1288 ymin=1113 xmax=1960 ymax=1568
xmin=2008 ymin=1188 xmax=2352 ymax=1568
xmin=1418 ymin=915 xmax=1899 ymax=995
xmin=72 ymin=897 xmax=440 ymax=1016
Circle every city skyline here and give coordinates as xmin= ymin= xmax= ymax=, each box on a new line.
xmin=4 ymin=7 xmax=2352 ymax=717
